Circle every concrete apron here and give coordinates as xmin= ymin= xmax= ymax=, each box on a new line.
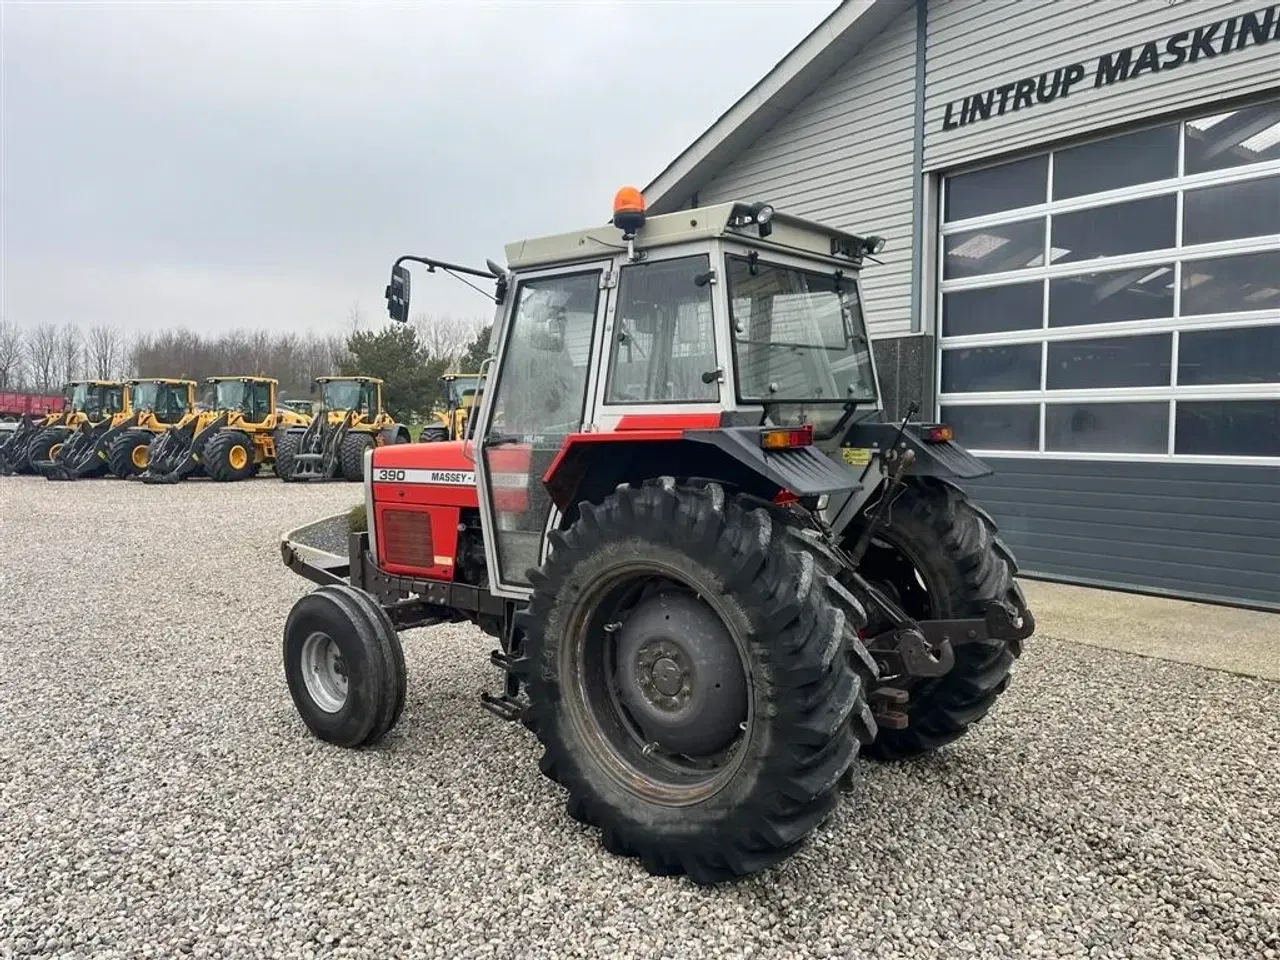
xmin=1019 ymin=579 xmax=1280 ymax=682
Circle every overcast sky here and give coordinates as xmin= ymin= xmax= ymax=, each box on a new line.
xmin=1 ymin=0 xmax=835 ymax=338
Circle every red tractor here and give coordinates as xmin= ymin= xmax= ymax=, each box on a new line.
xmin=279 ymin=188 xmax=1036 ymax=885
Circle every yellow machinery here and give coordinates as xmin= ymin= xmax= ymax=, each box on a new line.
xmin=276 ymin=375 xmax=411 ymax=482
xmin=138 ymin=376 xmax=311 ymax=484
xmin=1 ymin=380 xmax=130 ymax=476
xmin=22 ymin=381 xmax=133 ymax=479
xmin=420 ymin=372 xmax=482 ymax=443
xmin=103 ymin=378 xmax=199 ymax=478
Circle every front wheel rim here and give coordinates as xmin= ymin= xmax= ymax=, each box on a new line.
xmin=561 ymin=563 xmax=752 ymax=807
xmin=300 ymin=631 xmax=348 ymax=713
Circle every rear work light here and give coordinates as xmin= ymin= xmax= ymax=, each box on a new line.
xmin=760 ymin=424 xmax=814 ymax=450
xmin=922 ymin=424 xmax=954 ymax=444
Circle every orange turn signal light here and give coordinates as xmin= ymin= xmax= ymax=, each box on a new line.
xmin=923 ymin=425 xmax=954 ymax=443
xmin=761 ymin=424 xmax=814 ymax=450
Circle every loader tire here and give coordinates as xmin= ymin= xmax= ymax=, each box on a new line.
xmin=26 ymin=428 xmax=68 ymax=472
xmin=516 ymin=478 xmax=878 ymax=885
xmin=283 ymin=583 xmax=407 ymax=748
xmin=204 ymin=429 xmax=257 ymax=482
xmin=419 ymin=426 xmax=449 ymax=443
xmin=274 ymin=430 xmax=302 ymax=482
xmin=339 ymin=433 xmax=372 ymax=482
xmin=107 ymin=430 xmax=153 ymax=478
xmin=842 ymin=477 xmax=1025 ymax=761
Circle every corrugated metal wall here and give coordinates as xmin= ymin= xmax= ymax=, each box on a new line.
xmin=694 ymin=5 xmax=920 ymax=338
xmin=961 ymin=458 xmax=1280 ymax=611
xmin=924 ymin=0 xmax=1279 ymax=170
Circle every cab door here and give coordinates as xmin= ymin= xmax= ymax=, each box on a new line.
xmin=472 ymin=260 xmax=612 ymax=597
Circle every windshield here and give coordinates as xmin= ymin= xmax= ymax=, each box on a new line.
xmin=725 ymin=254 xmax=877 ymax=406
xmin=322 ymin=380 xmax=376 ymax=413
xmin=67 ymin=383 xmax=124 ymax=417
xmin=211 ymin=381 xmax=245 ymax=411
xmin=133 ymin=382 xmax=189 ymax=423
xmin=445 ymin=376 xmax=481 ymax=408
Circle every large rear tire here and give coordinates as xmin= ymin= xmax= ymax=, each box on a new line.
xmin=204 ymin=429 xmax=256 ymax=482
xmin=283 ymin=584 xmax=407 ymax=748
xmin=516 ymin=478 xmax=878 ymax=885
xmin=842 ymin=477 xmax=1026 ymax=761
xmin=107 ymin=430 xmax=153 ymax=479
xmin=339 ymin=433 xmax=372 ymax=482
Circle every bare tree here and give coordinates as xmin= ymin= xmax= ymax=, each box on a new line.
xmin=55 ymin=322 xmax=83 ymax=384
xmin=86 ymin=324 xmax=124 ymax=379
xmin=24 ymin=322 xmax=60 ymax=392
xmin=346 ymin=302 xmax=364 ymax=335
xmin=415 ymin=312 xmax=486 ymax=363
xmin=0 ymin=318 xmax=24 ymax=389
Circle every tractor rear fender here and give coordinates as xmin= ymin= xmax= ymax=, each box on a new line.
xmin=839 ymin=421 xmax=994 ymax=480
xmin=542 ymin=427 xmax=863 ymax=516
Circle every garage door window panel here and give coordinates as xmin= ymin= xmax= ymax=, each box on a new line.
xmin=942 ymin=281 xmax=1044 ymax=337
xmin=1048 ymin=265 xmax=1175 ymax=328
xmin=1046 ymin=334 xmax=1172 ymax=390
xmin=1045 ymin=402 xmax=1169 ymax=454
xmin=1181 ymin=250 xmax=1280 ymax=316
xmin=943 ymin=218 xmax=1045 ymax=280
xmin=940 ymin=404 xmax=1040 ymax=451
xmin=1183 ymin=175 xmax=1280 ymax=246
xmin=944 ymin=154 xmax=1049 ymax=222
xmin=941 ymin=344 xmax=1042 ymax=393
xmin=1176 ymin=400 xmax=1280 ymax=457
xmin=1185 ymin=102 xmax=1280 ymax=175
xmin=1177 ymin=325 xmax=1280 ymax=386
xmin=1050 ymin=195 xmax=1177 ymax=265
xmin=1052 ymin=124 xmax=1179 ymax=200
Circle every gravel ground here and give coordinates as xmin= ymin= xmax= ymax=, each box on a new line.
xmin=1 ymin=475 xmax=1277 ymax=960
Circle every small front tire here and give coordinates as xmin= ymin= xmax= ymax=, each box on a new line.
xmin=283 ymin=584 xmax=407 ymax=748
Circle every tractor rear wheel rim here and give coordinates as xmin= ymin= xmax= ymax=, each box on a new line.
xmin=562 ymin=563 xmax=751 ymax=807
xmin=300 ymin=631 xmax=348 ymax=713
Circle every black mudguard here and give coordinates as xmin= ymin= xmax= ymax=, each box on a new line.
xmin=839 ymin=421 xmax=993 ymax=480
xmin=684 ymin=427 xmax=864 ymax=496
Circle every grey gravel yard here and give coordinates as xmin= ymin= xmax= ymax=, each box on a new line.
xmin=1 ymin=476 xmax=1276 ymax=960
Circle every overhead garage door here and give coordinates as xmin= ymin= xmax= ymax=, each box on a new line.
xmin=934 ymin=94 xmax=1280 ymax=611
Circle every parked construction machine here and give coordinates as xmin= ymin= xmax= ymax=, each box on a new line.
xmin=419 ymin=372 xmax=483 ymax=442
xmin=101 ymin=378 xmax=200 ymax=478
xmin=139 ymin=376 xmax=310 ymax=483
xmin=275 ymin=375 xmax=411 ymax=482
xmin=278 ymin=189 xmax=1036 ymax=885
xmin=1 ymin=380 xmax=129 ymax=477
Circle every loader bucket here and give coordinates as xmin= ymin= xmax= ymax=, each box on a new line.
xmin=0 ymin=415 xmax=44 ymax=475
xmin=41 ymin=413 xmax=139 ymax=481
xmin=138 ymin=412 xmax=228 ymax=484
xmin=286 ymin=410 xmax=354 ymax=482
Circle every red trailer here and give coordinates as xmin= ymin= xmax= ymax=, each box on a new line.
xmin=0 ymin=391 xmax=66 ymax=421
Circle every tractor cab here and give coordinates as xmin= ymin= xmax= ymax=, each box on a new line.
xmin=440 ymin=372 xmax=482 ymax=441
xmin=203 ymin=376 xmax=277 ymax=423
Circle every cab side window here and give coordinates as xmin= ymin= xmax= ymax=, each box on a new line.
xmin=605 ymin=254 xmax=719 ymax=404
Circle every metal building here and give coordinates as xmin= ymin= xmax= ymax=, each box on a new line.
xmin=642 ymin=0 xmax=1280 ymax=611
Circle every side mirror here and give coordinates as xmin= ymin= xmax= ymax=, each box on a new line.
xmin=385 ymin=264 xmax=411 ymax=323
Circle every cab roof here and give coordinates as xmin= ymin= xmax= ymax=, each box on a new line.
xmin=205 ymin=376 xmax=277 ymax=384
xmin=315 ymin=376 xmax=383 ymax=385
xmin=502 ymin=199 xmax=884 ymax=272
xmin=129 ymin=377 xmax=196 ymax=385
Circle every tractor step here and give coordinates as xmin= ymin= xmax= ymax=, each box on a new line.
xmin=869 ymin=686 xmax=909 ymax=730
xmin=479 ymin=691 xmax=524 ymax=722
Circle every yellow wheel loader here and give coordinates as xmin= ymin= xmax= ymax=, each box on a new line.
xmin=29 ymin=381 xmax=136 ymax=480
xmin=138 ymin=376 xmax=310 ymax=484
xmin=275 ymin=376 xmax=411 ymax=482
xmin=1 ymin=381 xmax=128 ymax=476
xmin=104 ymin=379 xmax=200 ymax=478
xmin=419 ymin=372 xmax=482 ymax=443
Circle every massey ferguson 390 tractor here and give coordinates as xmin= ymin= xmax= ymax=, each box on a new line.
xmin=279 ymin=188 xmax=1036 ymax=885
